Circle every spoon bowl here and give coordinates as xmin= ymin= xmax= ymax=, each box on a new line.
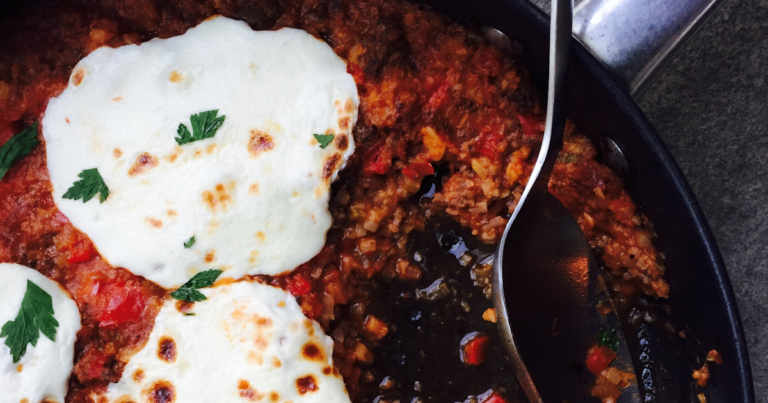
xmin=493 ymin=191 xmax=639 ymax=402
xmin=491 ymin=0 xmax=639 ymax=401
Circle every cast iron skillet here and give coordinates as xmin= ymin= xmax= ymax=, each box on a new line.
xmin=0 ymin=0 xmax=754 ymax=401
xmin=409 ymin=0 xmax=754 ymax=401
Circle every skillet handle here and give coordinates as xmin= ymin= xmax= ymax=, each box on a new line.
xmin=570 ymin=0 xmax=723 ymax=96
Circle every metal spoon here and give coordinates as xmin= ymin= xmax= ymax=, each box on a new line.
xmin=492 ymin=1 xmax=639 ymax=402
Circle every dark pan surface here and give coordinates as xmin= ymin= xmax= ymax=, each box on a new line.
xmin=412 ymin=0 xmax=754 ymax=401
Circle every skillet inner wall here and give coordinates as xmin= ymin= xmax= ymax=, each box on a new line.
xmin=411 ymin=0 xmax=752 ymax=401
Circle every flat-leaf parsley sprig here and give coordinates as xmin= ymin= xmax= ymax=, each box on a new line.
xmin=0 ymin=122 xmax=39 ymax=181
xmin=63 ymin=168 xmax=109 ymax=203
xmin=313 ymin=133 xmax=334 ymax=149
xmin=175 ymin=110 xmax=226 ymax=146
xmin=598 ymin=326 xmax=619 ymax=352
xmin=0 ymin=280 xmax=59 ymax=363
xmin=170 ymin=269 xmax=223 ymax=302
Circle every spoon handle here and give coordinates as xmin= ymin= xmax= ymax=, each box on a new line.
xmin=495 ymin=1 xmax=572 ymax=402
xmin=513 ymin=0 xmax=572 ymax=214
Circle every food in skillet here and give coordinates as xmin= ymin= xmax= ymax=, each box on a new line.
xmin=0 ymin=0 xmax=668 ymax=402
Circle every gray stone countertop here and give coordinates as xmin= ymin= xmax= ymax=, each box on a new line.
xmin=641 ymin=0 xmax=767 ymax=399
xmin=532 ymin=0 xmax=767 ymax=400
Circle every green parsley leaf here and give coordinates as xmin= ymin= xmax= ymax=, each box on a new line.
xmin=0 ymin=122 xmax=39 ymax=181
xmin=175 ymin=110 xmax=226 ymax=146
xmin=598 ymin=326 xmax=619 ymax=352
xmin=170 ymin=269 xmax=223 ymax=302
xmin=313 ymin=133 xmax=334 ymax=149
xmin=184 ymin=313 xmax=196 ymax=316
xmin=0 ymin=280 xmax=59 ymax=363
xmin=183 ymin=236 xmax=196 ymax=249
xmin=62 ymin=168 xmax=109 ymax=203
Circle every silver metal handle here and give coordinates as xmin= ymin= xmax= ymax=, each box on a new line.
xmin=572 ymin=0 xmax=723 ymax=96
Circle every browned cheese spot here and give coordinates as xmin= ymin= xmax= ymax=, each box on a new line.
xmin=194 ymin=150 xmax=202 ymax=158
xmin=146 ymin=217 xmax=163 ymax=229
xmin=322 ymin=366 xmax=332 ymax=375
xmin=247 ymin=351 xmax=264 ymax=365
xmin=21 ymin=399 xmax=29 ymax=403
xmin=157 ymin=336 xmax=177 ymax=363
xmin=335 ymin=134 xmax=349 ymax=151
xmin=129 ymin=152 xmax=159 ymax=176
xmin=145 ymin=380 xmax=175 ymax=403
xmin=72 ymin=69 xmax=86 ymax=86
xmin=272 ymin=357 xmax=282 ymax=368
xmin=269 ymin=392 xmax=279 ymax=402
xmin=254 ymin=336 xmax=269 ymax=350
xmin=249 ymin=184 xmax=260 ymax=195
xmin=338 ymin=116 xmax=351 ymax=131
xmin=133 ymin=369 xmax=145 ymax=383
xmin=344 ymin=98 xmax=354 ymax=113
xmin=253 ymin=315 xmax=273 ymax=328
xmin=202 ymin=183 xmax=233 ymax=212
xmin=238 ymin=379 xmax=264 ymax=401
xmin=207 ymin=144 xmax=217 ymax=154
xmin=169 ymin=71 xmax=184 ymax=83
xmin=16 ymin=364 xmax=22 ymax=372
xmin=113 ymin=148 xmax=123 ymax=158
xmin=114 ymin=397 xmax=137 ymax=403
xmin=302 ymin=342 xmax=325 ymax=362
xmin=296 ymin=375 xmax=318 ymax=395
xmin=248 ymin=130 xmax=275 ymax=158
xmin=256 ymin=231 xmax=266 ymax=242
xmin=205 ymin=250 xmax=216 ymax=263
xmin=167 ymin=209 xmax=177 ymax=217
xmin=65 ymin=117 xmax=70 ymax=124
xmin=112 ymin=96 xmax=123 ymax=102
xmin=322 ymin=153 xmax=342 ymax=181
xmin=277 ymin=301 xmax=286 ymax=308
xmin=165 ymin=150 xmax=180 ymax=163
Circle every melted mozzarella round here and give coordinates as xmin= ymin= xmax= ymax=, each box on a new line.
xmin=0 ymin=263 xmax=82 ymax=403
xmin=42 ymin=17 xmax=358 ymax=288
xmin=94 ymin=281 xmax=350 ymax=403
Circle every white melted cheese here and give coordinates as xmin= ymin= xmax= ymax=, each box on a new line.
xmin=42 ymin=16 xmax=358 ymax=288
xmin=0 ymin=263 xmax=82 ymax=403
xmin=94 ymin=281 xmax=350 ymax=403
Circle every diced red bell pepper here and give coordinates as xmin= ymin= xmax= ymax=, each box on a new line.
xmin=402 ymin=162 xmax=435 ymax=178
xmin=286 ymin=274 xmax=313 ymax=296
xmin=482 ymin=391 xmax=509 ymax=403
xmin=78 ymin=347 xmax=108 ymax=381
xmin=585 ymin=346 xmax=617 ymax=375
xmin=348 ymin=64 xmax=364 ymax=84
xmin=362 ymin=140 xmax=392 ymax=175
xmin=518 ymin=113 xmax=545 ymax=137
xmin=425 ymin=80 xmax=450 ymax=112
xmin=67 ymin=243 xmax=96 ymax=264
xmin=94 ymin=281 xmax=145 ymax=327
xmin=476 ymin=129 xmax=504 ymax=160
xmin=299 ymin=293 xmax=324 ymax=320
xmin=461 ymin=333 xmax=490 ymax=365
